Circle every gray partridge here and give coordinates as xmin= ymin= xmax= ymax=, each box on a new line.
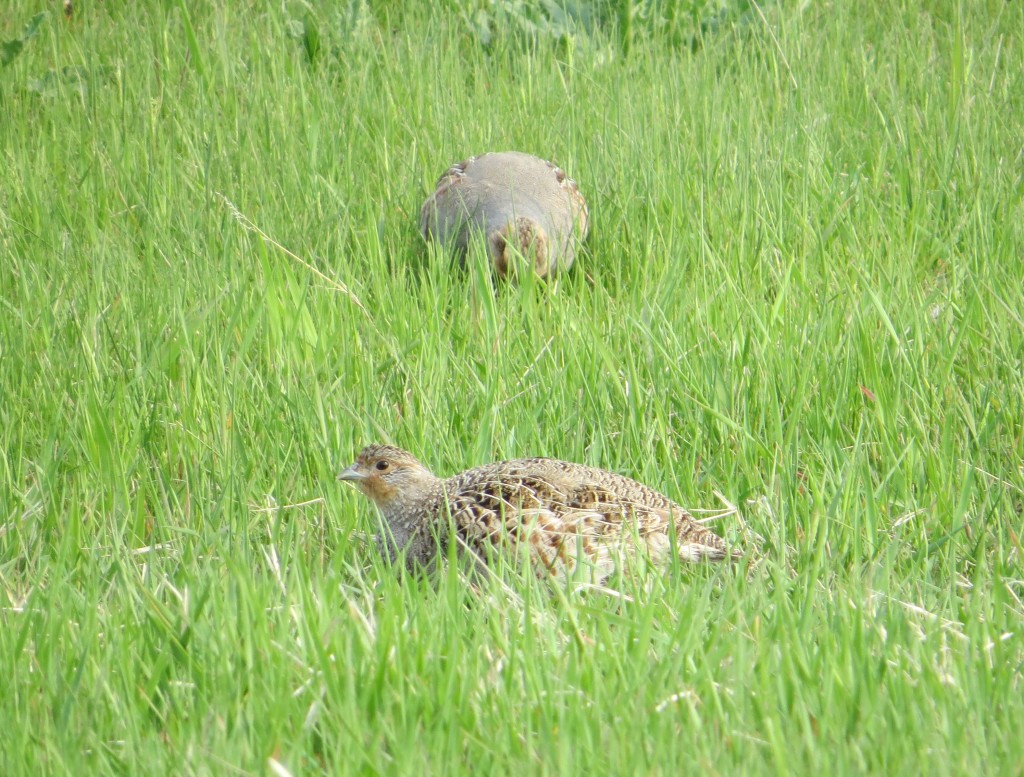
xmin=419 ymin=151 xmax=589 ymax=279
xmin=338 ymin=444 xmax=735 ymax=582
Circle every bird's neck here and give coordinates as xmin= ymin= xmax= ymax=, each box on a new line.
xmin=377 ymin=478 xmax=446 ymax=546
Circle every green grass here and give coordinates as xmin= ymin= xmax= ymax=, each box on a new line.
xmin=2 ymin=0 xmax=1022 ymax=773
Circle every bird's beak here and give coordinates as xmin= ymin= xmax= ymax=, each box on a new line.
xmin=337 ymin=464 xmax=367 ymax=482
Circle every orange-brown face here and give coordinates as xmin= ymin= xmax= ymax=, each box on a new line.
xmin=337 ymin=444 xmax=435 ymax=508
xmin=491 ymin=217 xmax=550 ymax=279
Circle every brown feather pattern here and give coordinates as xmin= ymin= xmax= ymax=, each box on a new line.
xmin=338 ymin=444 xmax=736 ymax=582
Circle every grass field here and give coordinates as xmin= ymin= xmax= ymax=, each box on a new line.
xmin=2 ymin=0 xmax=1023 ymax=773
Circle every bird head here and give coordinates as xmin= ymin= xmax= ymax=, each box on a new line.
xmin=337 ymin=444 xmax=438 ymax=512
xmin=491 ymin=216 xmax=550 ymax=279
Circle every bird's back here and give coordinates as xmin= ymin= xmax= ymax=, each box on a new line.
xmin=440 ymin=458 xmax=729 ymax=581
xmin=420 ymin=152 xmax=588 ymax=274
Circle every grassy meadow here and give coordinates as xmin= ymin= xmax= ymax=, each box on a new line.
xmin=2 ymin=0 xmax=1023 ymax=773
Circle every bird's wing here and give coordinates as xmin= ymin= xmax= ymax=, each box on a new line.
xmin=559 ymin=478 xmax=732 ymax=562
xmin=446 ymin=469 xmax=732 ymax=576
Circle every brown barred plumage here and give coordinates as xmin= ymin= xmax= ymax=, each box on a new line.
xmin=338 ymin=444 xmax=736 ymax=582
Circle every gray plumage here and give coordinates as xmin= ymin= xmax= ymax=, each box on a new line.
xmin=338 ymin=444 xmax=735 ymax=582
xmin=419 ymin=151 xmax=589 ymax=279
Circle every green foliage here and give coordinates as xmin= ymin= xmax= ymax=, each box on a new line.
xmin=450 ymin=0 xmax=760 ymax=51
xmin=1 ymin=0 xmax=1022 ymax=774
xmin=1 ymin=11 xmax=46 ymax=68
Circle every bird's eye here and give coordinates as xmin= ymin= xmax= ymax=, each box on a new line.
xmin=375 ymin=460 xmax=390 ymax=472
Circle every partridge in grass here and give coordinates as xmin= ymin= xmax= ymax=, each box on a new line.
xmin=338 ymin=444 xmax=735 ymax=582
xmin=419 ymin=151 xmax=589 ymax=279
